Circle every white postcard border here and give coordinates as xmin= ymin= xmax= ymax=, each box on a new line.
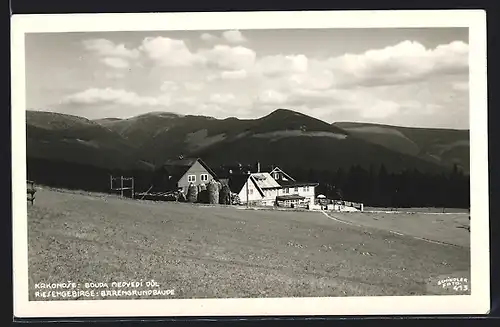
xmin=11 ymin=10 xmax=489 ymax=318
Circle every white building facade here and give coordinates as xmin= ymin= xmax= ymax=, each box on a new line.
xmin=235 ymin=168 xmax=318 ymax=208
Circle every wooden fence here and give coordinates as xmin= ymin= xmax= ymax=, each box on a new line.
xmin=110 ymin=175 xmax=135 ymax=198
xmin=27 ymin=180 xmax=36 ymax=205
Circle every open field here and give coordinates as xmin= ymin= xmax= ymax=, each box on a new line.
xmin=328 ymin=211 xmax=470 ymax=248
xmin=27 ymin=187 xmax=470 ymax=301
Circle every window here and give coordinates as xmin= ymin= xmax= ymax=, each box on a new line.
xmin=294 ymin=187 xmax=299 ymax=193
xmin=188 ymin=175 xmax=196 ymax=183
xmin=249 ymin=189 xmax=253 ymax=195
xmin=303 ymin=186 xmax=309 ymax=192
xmin=200 ymin=174 xmax=209 ymax=182
xmin=284 ymin=188 xmax=289 ymax=194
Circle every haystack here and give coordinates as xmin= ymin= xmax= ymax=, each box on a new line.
xmin=187 ymin=183 xmax=198 ymax=203
xmin=219 ymin=183 xmax=231 ymax=205
xmin=207 ymin=179 xmax=220 ymax=204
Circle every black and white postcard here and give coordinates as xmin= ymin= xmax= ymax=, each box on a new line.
xmin=11 ymin=10 xmax=489 ymax=317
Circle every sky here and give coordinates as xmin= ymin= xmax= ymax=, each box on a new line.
xmin=25 ymin=28 xmax=469 ymax=129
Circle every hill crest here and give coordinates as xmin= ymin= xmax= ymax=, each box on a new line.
xmin=26 ymin=109 xmax=468 ymax=174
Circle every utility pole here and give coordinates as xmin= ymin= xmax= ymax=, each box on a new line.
xmin=120 ymin=176 xmax=124 ymax=197
xmin=246 ymin=173 xmax=250 ymax=208
xmin=131 ymin=177 xmax=135 ymax=199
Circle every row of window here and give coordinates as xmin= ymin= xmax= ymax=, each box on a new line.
xmin=283 ymin=186 xmax=309 ymax=194
xmin=187 ymin=174 xmax=209 ymax=183
xmin=248 ymin=186 xmax=311 ymax=197
xmin=252 ymin=186 xmax=311 ymax=197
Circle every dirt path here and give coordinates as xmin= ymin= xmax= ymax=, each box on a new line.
xmin=320 ymin=210 xmax=470 ymax=248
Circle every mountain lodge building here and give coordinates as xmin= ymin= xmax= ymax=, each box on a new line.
xmin=153 ymin=157 xmax=217 ymax=194
xmin=227 ymin=166 xmax=318 ymax=208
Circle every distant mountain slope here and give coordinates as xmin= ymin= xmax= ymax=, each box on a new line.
xmin=95 ymin=108 xmax=450 ymax=174
xmin=333 ymin=122 xmax=470 ymax=173
xmin=190 ymin=131 xmax=447 ymax=174
xmin=99 ymin=109 xmax=350 ymax=166
xmin=95 ymin=112 xmax=185 ymax=147
xmin=26 ymin=109 xmax=464 ymax=176
xmin=26 ymin=110 xmax=154 ymax=170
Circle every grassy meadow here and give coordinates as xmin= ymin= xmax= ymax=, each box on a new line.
xmin=27 ymin=187 xmax=470 ymax=301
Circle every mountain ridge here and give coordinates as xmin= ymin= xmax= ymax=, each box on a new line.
xmin=26 ymin=108 xmax=469 ymax=174
xmin=333 ymin=121 xmax=469 ymax=173
xmin=333 ymin=121 xmax=469 ymax=132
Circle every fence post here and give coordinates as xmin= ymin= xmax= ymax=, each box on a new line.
xmin=27 ymin=180 xmax=37 ymax=205
xmin=131 ymin=178 xmax=135 ymax=199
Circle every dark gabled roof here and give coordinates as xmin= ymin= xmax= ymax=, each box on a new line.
xmin=269 ymin=167 xmax=296 ymax=181
xmin=228 ymin=175 xmax=248 ymax=193
xmin=197 ymin=158 xmax=218 ymax=178
xmin=227 ymin=174 xmax=248 ymax=194
xmin=276 ymin=195 xmax=306 ymax=201
xmin=225 ymin=174 xmax=264 ymax=197
xmin=157 ymin=157 xmax=217 ymax=182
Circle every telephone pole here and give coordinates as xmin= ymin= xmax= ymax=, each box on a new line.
xmin=246 ymin=173 xmax=250 ymax=208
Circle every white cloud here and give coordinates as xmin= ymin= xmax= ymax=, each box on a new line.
xmin=221 ymin=69 xmax=248 ymax=80
xmin=207 ymin=69 xmax=249 ymax=81
xmin=325 ymin=40 xmax=469 ymax=87
xmin=82 ymin=39 xmax=140 ymax=59
xmin=359 ymin=100 xmax=401 ymax=119
xmin=139 ymin=37 xmax=256 ymax=70
xmin=201 ymin=33 xmax=219 ymax=42
xmin=104 ymin=71 xmax=126 ymax=79
xmin=183 ymin=82 xmax=204 ymax=91
xmin=286 ymin=69 xmax=334 ymax=90
xmin=174 ymin=96 xmax=199 ymax=106
xmin=198 ymin=45 xmax=256 ymax=70
xmin=160 ymin=81 xmax=179 ymax=92
xmin=256 ymin=86 xmax=401 ymax=121
xmin=272 ymin=84 xmax=450 ymax=123
xmin=209 ymin=93 xmax=237 ymax=104
xmin=198 ymin=103 xmax=224 ymax=116
xmin=139 ymin=37 xmax=204 ymax=67
xmin=256 ymin=54 xmax=309 ymax=77
xmin=222 ymin=30 xmax=247 ymax=44
xmin=62 ymin=88 xmax=169 ymax=107
xmin=101 ymin=57 xmax=130 ymax=69
xmin=285 ymin=88 xmax=341 ymax=108
xmin=256 ymin=90 xmax=289 ymax=105
xmin=83 ymin=39 xmax=139 ymax=71
xmin=72 ymin=37 xmax=468 ymax=128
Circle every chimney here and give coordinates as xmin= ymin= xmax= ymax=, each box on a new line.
xmin=256 ymin=161 xmax=261 ymax=173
